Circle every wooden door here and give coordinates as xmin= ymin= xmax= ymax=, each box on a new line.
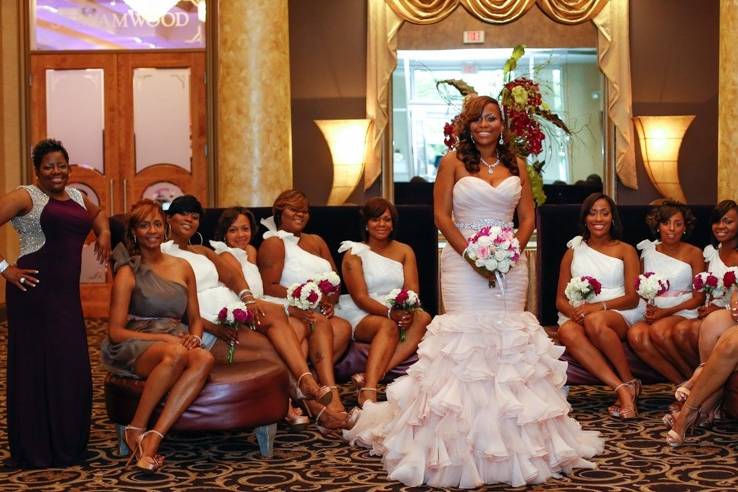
xmin=118 ymin=52 xmax=207 ymax=211
xmin=29 ymin=51 xmax=207 ymax=317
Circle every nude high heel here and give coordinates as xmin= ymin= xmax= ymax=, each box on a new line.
xmin=123 ymin=425 xmax=145 ymax=466
xmin=295 ymin=371 xmax=333 ymax=406
xmin=666 ymin=403 xmax=701 ymax=447
xmin=675 ymin=363 xmax=704 ymax=402
xmin=135 ymin=430 xmax=166 ymax=472
xmin=613 ymin=379 xmax=640 ymax=420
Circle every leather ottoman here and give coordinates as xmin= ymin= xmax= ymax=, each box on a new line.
xmin=334 ymin=341 xmax=418 ymax=383
xmin=105 ymin=360 xmax=290 ymax=457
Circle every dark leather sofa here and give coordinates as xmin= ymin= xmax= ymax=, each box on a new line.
xmin=104 ymin=204 xmax=438 ymax=455
xmin=536 ymin=204 xmax=738 ymax=417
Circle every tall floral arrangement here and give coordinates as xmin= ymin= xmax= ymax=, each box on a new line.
xmin=438 ymin=45 xmax=571 ymax=206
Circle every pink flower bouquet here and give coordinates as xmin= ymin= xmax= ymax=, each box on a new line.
xmin=217 ymin=301 xmax=256 ymax=364
xmin=383 ymin=288 xmax=421 ymax=341
xmin=462 ymin=225 xmax=521 ymax=288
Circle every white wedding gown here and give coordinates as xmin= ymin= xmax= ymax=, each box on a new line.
xmin=343 ymin=176 xmax=604 ymax=489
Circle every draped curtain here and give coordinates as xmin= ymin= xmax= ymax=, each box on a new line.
xmin=366 ymin=0 xmax=637 ymax=190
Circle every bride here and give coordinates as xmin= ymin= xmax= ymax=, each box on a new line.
xmin=343 ymin=95 xmax=603 ymax=489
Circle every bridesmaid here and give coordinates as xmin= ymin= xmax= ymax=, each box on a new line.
xmin=627 ymin=201 xmax=704 ymax=385
xmin=556 ymin=193 xmax=641 ymax=419
xmin=669 ymin=200 xmax=738 ymax=411
xmin=210 ymin=206 xmax=311 ymax=429
xmin=102 ymin=200 xmax=213 ymax=472
xmin=335 ymin=198 xmax=431 ymax=407
xmin=259 ymin=189 xmax=352 ymax=431
xmin=0 ymin=138 xmax=110 ymax=467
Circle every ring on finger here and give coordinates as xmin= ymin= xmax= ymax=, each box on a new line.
xmin=19 ymin=277 xmax=26 ymax=284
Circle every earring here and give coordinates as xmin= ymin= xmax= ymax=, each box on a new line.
xmin=132 ymin=235 xmax=137 ymax=244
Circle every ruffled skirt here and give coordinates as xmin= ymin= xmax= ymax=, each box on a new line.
xmin=343 ymin=308 xmax=604 ymax=489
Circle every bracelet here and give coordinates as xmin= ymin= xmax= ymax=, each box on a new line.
xmin=602 ymin=301 xmax=607 ymax=311
xmin=238 ymin=289 xmax=252 ymax=300
xmin=387 ymin=307 xmax=393 ymax=319
xmin=244 ymin=299 xmax=257 ymax=305
xmin=0 ymin=259 xmax=8 ymax=274
xmin=191 ymin=334 xmax=203 ymax=346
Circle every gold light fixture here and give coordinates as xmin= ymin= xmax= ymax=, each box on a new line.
xmin=315 ymin=119 xmax=371 ymax=205
xmin=633 ymin=115 xmax=695 ymax=203
xmin=123 ymin=0 xmax=179 ymax=22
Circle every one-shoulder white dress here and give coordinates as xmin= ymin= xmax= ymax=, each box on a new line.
xmin=635 ymin=239 xmax=697 ymax=319
xmin=344 ymin=176 xmax=603 ymax=489
xmin=334 ymin=240 xmax=405 ymax=336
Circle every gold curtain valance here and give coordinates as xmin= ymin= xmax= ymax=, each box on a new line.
xmin=386 ymin=0 xmax=607 ymax=25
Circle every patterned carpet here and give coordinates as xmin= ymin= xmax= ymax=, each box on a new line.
xmin=1 ymin=319 xmax=737 ymax=491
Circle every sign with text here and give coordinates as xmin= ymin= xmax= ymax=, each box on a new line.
xmin=463 ymin=31 xmax=485 ymax=44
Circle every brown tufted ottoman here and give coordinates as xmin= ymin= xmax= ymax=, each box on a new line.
xmin=105 ymin=360 xmax=290 ymax=457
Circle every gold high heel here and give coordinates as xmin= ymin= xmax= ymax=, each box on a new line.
xmin=304 ymin=402 xmax=348 ymax=436
xmin=666 ymin=403 xmax=701 ymax=447
xmin=123 ymin=425 xmax=145 ymax=466
xmin=295 ymin=371 xmax=333 ymax=406
xmin=675 ymin=363 xmax=704 ymax=402
xmin=613 ymin=379 xmax=640 ymax=420
xmin=284 ymin=398 xmax=311 ymax=431
xmin=135 ymin=430 xmax=166 ymax=472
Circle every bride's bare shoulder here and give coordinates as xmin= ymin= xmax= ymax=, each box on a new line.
xmin=437 ymin=151 xmax=466 ymax=180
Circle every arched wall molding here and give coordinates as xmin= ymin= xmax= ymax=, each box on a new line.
xmin=366 ymin=0 xmax=637 ymax=193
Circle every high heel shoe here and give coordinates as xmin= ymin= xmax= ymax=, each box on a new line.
xmin=613 ymin=379 xmax=640 ymax=420
xmin=284 ymin=399 xmax=311 ymax=431
xmin=674 ymin=363 xmax=704 ymax=402
xmin=295 ymin=371 xmax=333 ymax=406
xmin=135 ymin=430 xmax=166 ymax=472
xmin=305 ymin=403 xmax=348 ymax=436
xmin=357 ymin=387 xmax=377 ymax=408
xmin=666 ymin=403 xmax=701 ymax=447
xmin=350 ymin=373 xmax=366 ymax=391
xmin=123 ymin=425 xmax=145 ymax=466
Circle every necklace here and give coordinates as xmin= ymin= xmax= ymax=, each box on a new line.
xmin=480 ymin=155 xmax=500 ymax=175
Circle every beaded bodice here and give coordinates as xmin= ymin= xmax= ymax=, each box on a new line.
xmin=11 ymin=185 xmax=85 ymax=258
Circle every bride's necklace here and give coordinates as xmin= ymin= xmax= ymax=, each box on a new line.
xmin=480 ymin=155 xmax=500 ymax=175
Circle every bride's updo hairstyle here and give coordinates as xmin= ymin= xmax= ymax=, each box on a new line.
xmin=578 ymin=192 xmax=623 ymax=241
xmin=124 ymin=199 xmax=166 ymax=256
xmin=273 ymin=189 xmax=309 ymax=229
xmin=360 ymin=197 xmax=398 ymax=241
xmin=645 ymin=200 xmax=695 ymax=239
xmin=454 ymin=95 xmax=517 ymax=176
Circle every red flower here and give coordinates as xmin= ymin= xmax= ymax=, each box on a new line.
xmin=217 ymin=307 xmax=228 ymax=322
xmin=583 ymin=276 xmax=602 ymax=295
xmin=292 ymin=284 xmax=303 ymax=298
xmin=724 ymin=271 xmax=737 ymax=288
xmin=395 ymin=289 xmax=409 ymax=304
xmin=692 ymin=275 xmax=704 ymax=290
xmin=706 ymin=275 xmax=718 ymax=288
xmin=307 ymin=290 xmax=320 ymax=303
xmin=233 ymin=308 xmax=252 ymax=324
xmin=317 ymin=279 xmax=338 ymax=295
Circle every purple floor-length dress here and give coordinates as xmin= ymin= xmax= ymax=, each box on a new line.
xmin=6 ymin=185 xmax=92 ymax=467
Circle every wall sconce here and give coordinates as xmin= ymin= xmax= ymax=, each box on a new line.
xmin=633 ymin=115 xmax=695 ymax=203
xmin=315 ymin=119 xmax=371 ymax=205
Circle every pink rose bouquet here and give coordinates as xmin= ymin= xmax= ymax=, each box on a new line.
xmin=636 ymin=272 xmax=670 ymax=305
xmin=564 ymin=275 xmax=602 ymax=308
xmin=462 ymin=225 xmax=521 ymax=288
xmin=383 ymin=288 xmax=421 ymax=341
xmin=217 ymin=301 xmax=256 ymax=364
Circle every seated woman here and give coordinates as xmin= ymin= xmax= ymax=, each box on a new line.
xmin=258 ymin=190 xmax=352 ymax=430
xmin=667 ymin=290 xmax=738 ymax=446
xmin=670 ymin=200 xmax=738 ymax=402
xmin=101 ymin=199 xmax=214 ymax=472
xmin=211 ymin=206 xmax=309 ymax=428
xmin=335 ymin=198 xmax=431 ymax=407
xmin=627 ymin=201 xmax=704 ymax=385
xmin=161 ymin=196 xmax=337 ymax=423
xmin=556 ymin=193 xmax=641 ymax=419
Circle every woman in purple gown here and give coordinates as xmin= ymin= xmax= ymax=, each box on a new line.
xmin=0 ymin=139 xmax=111 ymax=467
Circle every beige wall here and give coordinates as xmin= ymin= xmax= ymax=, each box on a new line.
xmin=0 ymin=0 xmax=23 ymax=304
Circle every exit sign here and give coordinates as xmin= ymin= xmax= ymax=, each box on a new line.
xmin=463 ymin=30 xmax=485 ymax=44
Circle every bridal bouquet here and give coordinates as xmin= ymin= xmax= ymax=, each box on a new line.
xmin=311 ymin=271 xmax=341 ymax=297
xmin=383 ymin=288 xmax=421 ymax=342
xmin=287 ymin=280 xmax=323 ymax=330
xmin=564 ymin=275 xmax=602 ymax=308
xmin=217 ymin=302 xmax=256 ymax=364
xmin=693 ymin=272 xmax=725 ymax=305
xmin=463 ymin=225 xmax=521 ymax=288
xmin=636 ymin=272 xmax=670 ymax=305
